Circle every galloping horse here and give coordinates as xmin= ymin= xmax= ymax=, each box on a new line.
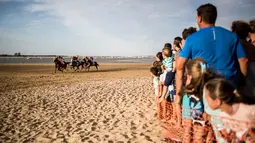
xmin=82 ymin=58 xmax=99 ymax=71
xmin=70 ymin=60 xmax=84 ymax=72
xmin=53 ymin=58 xmax=70 ymax=73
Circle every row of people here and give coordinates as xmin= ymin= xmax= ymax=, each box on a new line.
xmin=150 ymin=3 xmax=255 ymax=143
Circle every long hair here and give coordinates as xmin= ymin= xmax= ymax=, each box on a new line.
xmin=174 ymin=37 xmax=182 ymax=51
xmin=180 ymin=58 xmax=216 ymax=99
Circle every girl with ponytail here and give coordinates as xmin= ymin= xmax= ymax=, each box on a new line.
xmin=180 ymin=58 xmax=217 ymax=143
xmin=204 ymin=78 xmax=255 ymax=142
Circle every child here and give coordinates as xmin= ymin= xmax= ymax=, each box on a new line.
xmin=204 ymin=78 xmax=255 ymax=142
xmin=152 ymin=52 xmax=163 ymax=85
xmin=180 ymin=58 xmax=216 ymax=143
xmin=152 ymin=52 xmax=163 ymax=74
xmin=150 ymin=67 xmax=160 ymax=97
xmin=159 ymin=44 xmax=175 ymax=102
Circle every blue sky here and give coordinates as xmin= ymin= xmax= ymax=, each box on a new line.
xmin=0 ymin=0 xmax=254 ymax=56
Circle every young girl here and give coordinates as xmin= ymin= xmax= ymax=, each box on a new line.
xmin=150 ymin=67 xmax=160 ymax=97
xmin=180 ymin=58 xmax=216 ymax=143
xmin=204 ymin=78 xmax=255 ymax=142
xmin=152 ymin=52 xmax=163 ymax=84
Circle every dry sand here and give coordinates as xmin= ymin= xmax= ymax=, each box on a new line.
xmin=0 ymin=63 xmax=162 ymax=143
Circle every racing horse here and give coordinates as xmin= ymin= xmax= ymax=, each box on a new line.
xmin=70 ymin=60 xmax=85 ymax=72
xmin=82 ymin=58 xmax=99 ymax=71
xmin=53 ymin=57 xmax=70 ymax=73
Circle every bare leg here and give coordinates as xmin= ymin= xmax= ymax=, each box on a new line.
xmin=175 ymin=95 xmax=182 ymax=127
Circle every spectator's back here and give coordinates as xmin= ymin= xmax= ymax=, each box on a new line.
xmin=181 ymin=26 xmax=245 ymax=81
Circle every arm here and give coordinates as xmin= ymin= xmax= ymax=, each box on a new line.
xmin=159 ymin=82 xmax=163 ymax=98
xmin=172 ymin=60 xmax=176 ymax=72
xmin=238 ymin=58 xmax=248 ymax=77
xmin=236 ymin=37 xmax=248 ymax=76
xmin=157 ymin=84 xmax=161 ymax=97
xmin=176 ymin=57 xmax=187 ymax=103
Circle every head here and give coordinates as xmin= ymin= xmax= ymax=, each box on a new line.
xmin=152 ymin=61 xmax=163 ymax=75
xmin=204 ymin=78 xmax=241 ymax=113
xmin=173 ymin=37 xmax=182 ymax=51
xmin=196 ymin=3 xmax=217 ymax=28
xmin=249 ymin=19 xmax=255 ymax=46
xmin=205 ymin=78 xmax=255 ymax=112
xmin=231 ymin=20 xmax=251 ymax=39
xmin=162 ymin=43 xmax=172 ymax=59
xmin=156 ymin=52 xmax=163 ymax=62
xmin=182 ymin=27 xmax=197 ymax=46
xmin=181 ymin=58 xmax=216 ymax=99
xmin=150 ymin=67 xmax=158 ymax=77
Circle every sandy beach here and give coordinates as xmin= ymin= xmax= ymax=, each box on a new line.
xmin=0 ymin=63 xmax=162 ymax=143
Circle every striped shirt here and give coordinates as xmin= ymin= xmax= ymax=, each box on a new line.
xmin=162 ymin=57 xmax=173 ymax=72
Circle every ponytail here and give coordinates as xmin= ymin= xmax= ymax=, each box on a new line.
xmin=223 ymin=90 xmax=242 ymax=105
xmin=205 ymin=78 xmax=255 ymax=106
xmin=181 ymin=60 xmax=217 ymax=99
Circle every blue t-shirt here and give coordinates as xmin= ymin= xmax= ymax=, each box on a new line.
xmin=179 ymin=26 xmax=246 ymax=82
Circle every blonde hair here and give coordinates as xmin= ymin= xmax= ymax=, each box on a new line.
xmin=162 ymin=47 xmax=172 ymax=58
xmin=181 ymin=58 xmax=216 ymax=99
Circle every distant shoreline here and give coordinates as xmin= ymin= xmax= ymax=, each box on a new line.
xmin=0 ymin=56 xmax=54 ymax=58
xmin=0 ymin=56 xmax=155 ymax=59
xmin=0 ymin=62 xmax=151 ymax=66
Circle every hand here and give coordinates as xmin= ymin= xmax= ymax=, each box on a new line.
xmin=202 ymin=113 xmax=211 ymax=121
xmin=158 ymin=95 xmax=165 ymax=103
xmin=174 ymin=95 xmax=181 ymax=104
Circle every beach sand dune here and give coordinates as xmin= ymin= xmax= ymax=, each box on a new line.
xmin=0 ymin=64 xmax=162 ymax=143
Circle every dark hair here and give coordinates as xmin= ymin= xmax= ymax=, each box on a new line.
xmin=152 ymin=61 xmax=163 ymax=75
xmin=249 ymin=19 xmax=255 ymax=33
xmin=197 ymin=3 xmax=217 ymax=24
xmin=231 ymin=20 xmax=251 ymax=39
xmin=205 ymin=78 xmax=255 ymax=105
xmin=156 ymin=52 xmax=163 ymax=62
xmin=164 ymin=43 xmax=172 ymax=49
xmin=180 ymin=58 xmax=216 ymax=99
xmin=174 ymin=37 xmax=182 ymax=50
xmin=182 ymin=27 xmax=197 ymax=40
xmin=150 ymin=67 xmax=159 ymax=76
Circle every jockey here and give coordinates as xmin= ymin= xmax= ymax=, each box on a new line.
xmin=90 ymin=57 xmax=94 ymax=65
xmin=58 ymin=56 xmax=64 ymax=64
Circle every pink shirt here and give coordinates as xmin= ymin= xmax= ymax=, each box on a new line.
xmin=220 ymin=103 xmax=255 ymax=138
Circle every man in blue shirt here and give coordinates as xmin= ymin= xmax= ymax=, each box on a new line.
xmin=176 ymin=3 xmax=248 ymax=98
xmin=175 ymin=4 xmax=248 ymax=140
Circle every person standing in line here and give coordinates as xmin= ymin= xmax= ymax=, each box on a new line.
xmin=175 ymin=3 xmax=248 ymax=142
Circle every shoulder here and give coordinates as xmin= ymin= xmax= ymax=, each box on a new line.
xmin=166 ymin=57 xmax=172 ymax=62
xmin=216 ymin=26 xmax=238 ymax=39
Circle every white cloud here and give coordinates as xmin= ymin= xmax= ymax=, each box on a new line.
xmin=1 ymin=0 xmax=255 ymax=55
